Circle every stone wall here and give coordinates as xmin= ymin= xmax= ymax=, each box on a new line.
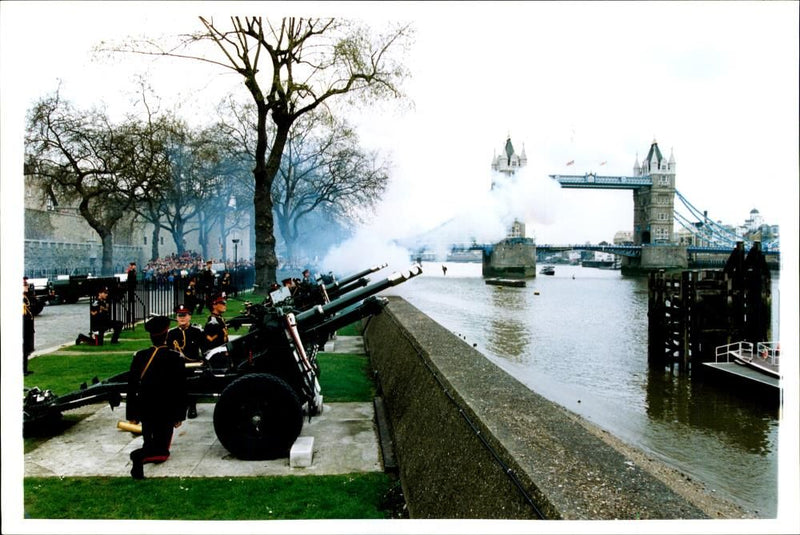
xmin=364 ymin=297 xmax=707 ymax=520
xmin=641 ymin=244 xmax=688 ymax=269
xmin=482 ymin=239 xmax=537 ymax=278
xmin=24 ymin=240 xmax=144 ymax=277
xmin=621 ymin=244 xmax=688 ymax=274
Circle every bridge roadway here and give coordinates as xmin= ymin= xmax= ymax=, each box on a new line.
xmin=449 ymin=242 xmax=780 ymax=259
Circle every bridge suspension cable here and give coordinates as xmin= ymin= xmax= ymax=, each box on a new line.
xmin=673 ymin=190 xmax=776 ymax=252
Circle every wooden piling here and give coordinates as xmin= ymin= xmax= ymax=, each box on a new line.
xmin=647 ymin=242 xmax=771 ymax=371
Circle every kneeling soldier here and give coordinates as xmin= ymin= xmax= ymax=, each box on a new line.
xmin=75 ymin=287 xmax=122 ymax=345
xmin=127 ymin=315 xmax=187 ymax=479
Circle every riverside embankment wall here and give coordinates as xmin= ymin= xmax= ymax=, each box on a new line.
xmin=364 ymin=296 xmax=707 ymax=520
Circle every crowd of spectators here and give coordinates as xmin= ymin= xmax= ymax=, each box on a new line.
xmin=143 ymin=251 xmax=254 ymax=286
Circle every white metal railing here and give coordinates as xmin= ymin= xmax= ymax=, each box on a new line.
xmin=715 ymin=341 xmax=753 ymax=363
xmin=756 ymin=342 xmax=781 ymax=367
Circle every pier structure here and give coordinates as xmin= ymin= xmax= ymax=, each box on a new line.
xmin=647 ymin=241 xmax=771 ymax=373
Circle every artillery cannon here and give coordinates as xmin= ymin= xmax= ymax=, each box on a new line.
xmin=23 ymin=264 xmax=422 ymax=460
xmin=286 ymin=263 xmax=388 ymax=310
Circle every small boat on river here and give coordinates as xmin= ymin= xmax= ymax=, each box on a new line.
xmin=485 ymin=278 xmax=526 ymax=288
xmin=539 ymin=265 xmax=555 ymax=276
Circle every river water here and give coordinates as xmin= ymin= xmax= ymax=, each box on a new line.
xmin=388 ymin=261 xmax=781 ymax=517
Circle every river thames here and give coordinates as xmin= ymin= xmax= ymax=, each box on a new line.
xmin=388 ymin=261 xmax=781 ymax=517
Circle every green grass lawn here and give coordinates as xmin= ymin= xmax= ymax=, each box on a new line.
xmin=24 ymin=474 xmax=404 ymax=520
xmin=22 ymin=308 xmax=403 ymax=520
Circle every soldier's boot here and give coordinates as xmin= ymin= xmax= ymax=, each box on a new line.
xmin=188 ymin=404 xmax=198 ymax=419
xmin=129 ymin=450 xmax=144 ymax=480
xmin=110 ymin=325 xmax=122 ymax=344
xmin=75 ymin=334 xmax=93 ymax=346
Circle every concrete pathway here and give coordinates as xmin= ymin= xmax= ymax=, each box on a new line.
xmin=25 ymin=402 xmax=380 ymax=478
xmin=25 ymin=336 xmax=383 ymax=479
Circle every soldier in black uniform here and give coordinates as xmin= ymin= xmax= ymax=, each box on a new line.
xmin=23 ymin=279 xmax=35 ymax=376
xmin=183 ymin=277 xmax=199 ymax=314
xmin=167 ymin=304 xmax=204 ymax=419
xmin=203 ymin=293 xmax=229 ymax=351
xmin=126 ymin=315 xmax=187 ymax=480
xmin=198 ymin=261 xmax=216 ymax=314
xmin=75 ymin=287 xmax=122 ymax=345
xmin=292 ymin=271 xmax=319 ymax=310
xmin=219 ymin=270 xmax=233 ymax=296
xmin=126 ymin=262 xmax=138 ymax=324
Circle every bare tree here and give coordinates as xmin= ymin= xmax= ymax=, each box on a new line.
xmin=25 ymin=91 xmax=164 ymax=275
xmin=274 ymin=110 xmax=390 ymax=265
xmin=105 ymin=16 xmax=412 ymax=288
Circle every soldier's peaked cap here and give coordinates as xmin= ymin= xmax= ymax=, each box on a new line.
xmin=212 ymin=293 xmax=227 ymax=304
xmin=174 ymin=304 xmax=191 ymax=314
xmin=145 ymin=315 xmax=171 ymax=335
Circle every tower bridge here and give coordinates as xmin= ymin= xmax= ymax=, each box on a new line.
xmin=545 ymin=139 xmax=779 ymax=271
xmin=412 ymin=138 xmax=779 ymax=275
xmin=551 ymin=139 xmax=677 ymax=249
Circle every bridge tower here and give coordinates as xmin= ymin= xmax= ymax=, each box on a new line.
xmin=632 ymin=140 xmax=676 ymax=245
xmin=491 ymin=136 xmax=528 ymax=238
xmin=484 ymin=136 xmax=537 ymax=278
xmin=548 ymin=138 xmax=687 ymax=273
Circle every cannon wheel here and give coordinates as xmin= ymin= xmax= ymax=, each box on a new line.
xmin=213 ymin=373 xmax=303 ymax=460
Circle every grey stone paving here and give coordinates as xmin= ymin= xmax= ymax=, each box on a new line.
xmin=25 ymin=401 xmax=381 ymax=478
xmin=25 ymin=336 xmax=382 ymax=479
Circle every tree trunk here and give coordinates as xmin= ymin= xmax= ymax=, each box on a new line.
xmin=78 ymin=198 xmax=115 ymax=276
xmin=198 ymin=213 xmax=209 ymax=259
xmin=150 ymin=226 xmax=160 ymax=261
xmin=252 ymin=106 xmax=288 ymax=290
xmin=253 ymin=168 xmax=278 ymax=287
xmin=101 ymin=232 xmax=114 ymax=276
xmin=173 ymin=219 xmax=186 ymax=254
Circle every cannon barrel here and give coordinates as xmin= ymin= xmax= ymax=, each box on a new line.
xmin=303 ymin=296 xmax=388 ymax=343
xmin=297 ymin=264 xmax=421 ymax=326
xmin=325 ymin=277 xmax=370 ymax=300
xmin=323 ymin=263 xmax=388 ymax=292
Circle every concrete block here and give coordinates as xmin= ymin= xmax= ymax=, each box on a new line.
xmin=290 ymin=436 xmax=314 ymax=468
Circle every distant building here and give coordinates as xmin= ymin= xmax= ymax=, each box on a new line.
xmin=23 ymin=165 xmax=249 ymax=276
xmin=613 ymin=230 xmax=633 ymax=246
xmin=744 ymin=208 xmax=764 ymax=233
xmin=24 ymin=167 xmax=145 ymax=275
xmin=738 ymin=208 xmax=778 ymax=245
xmin=491 ymin=136 xmax=528 ymax=239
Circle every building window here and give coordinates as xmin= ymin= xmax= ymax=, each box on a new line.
xmin=143 ymin=236 xmax=147 ymax=245
xmin=160 ymin=236 xmax=164 ymax=245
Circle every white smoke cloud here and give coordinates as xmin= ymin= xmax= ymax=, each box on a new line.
xmin=322 ymin=228 xmax=413 ymax=275
xmin=320 ymin=161 xmax=564 ymax=273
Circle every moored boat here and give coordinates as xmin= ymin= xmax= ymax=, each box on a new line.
xmin=539 ymin=265 xmax=555 ymax=276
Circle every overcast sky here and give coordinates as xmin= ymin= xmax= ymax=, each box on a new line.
xmin=2 ymin=0 xmax=798 ymax=251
